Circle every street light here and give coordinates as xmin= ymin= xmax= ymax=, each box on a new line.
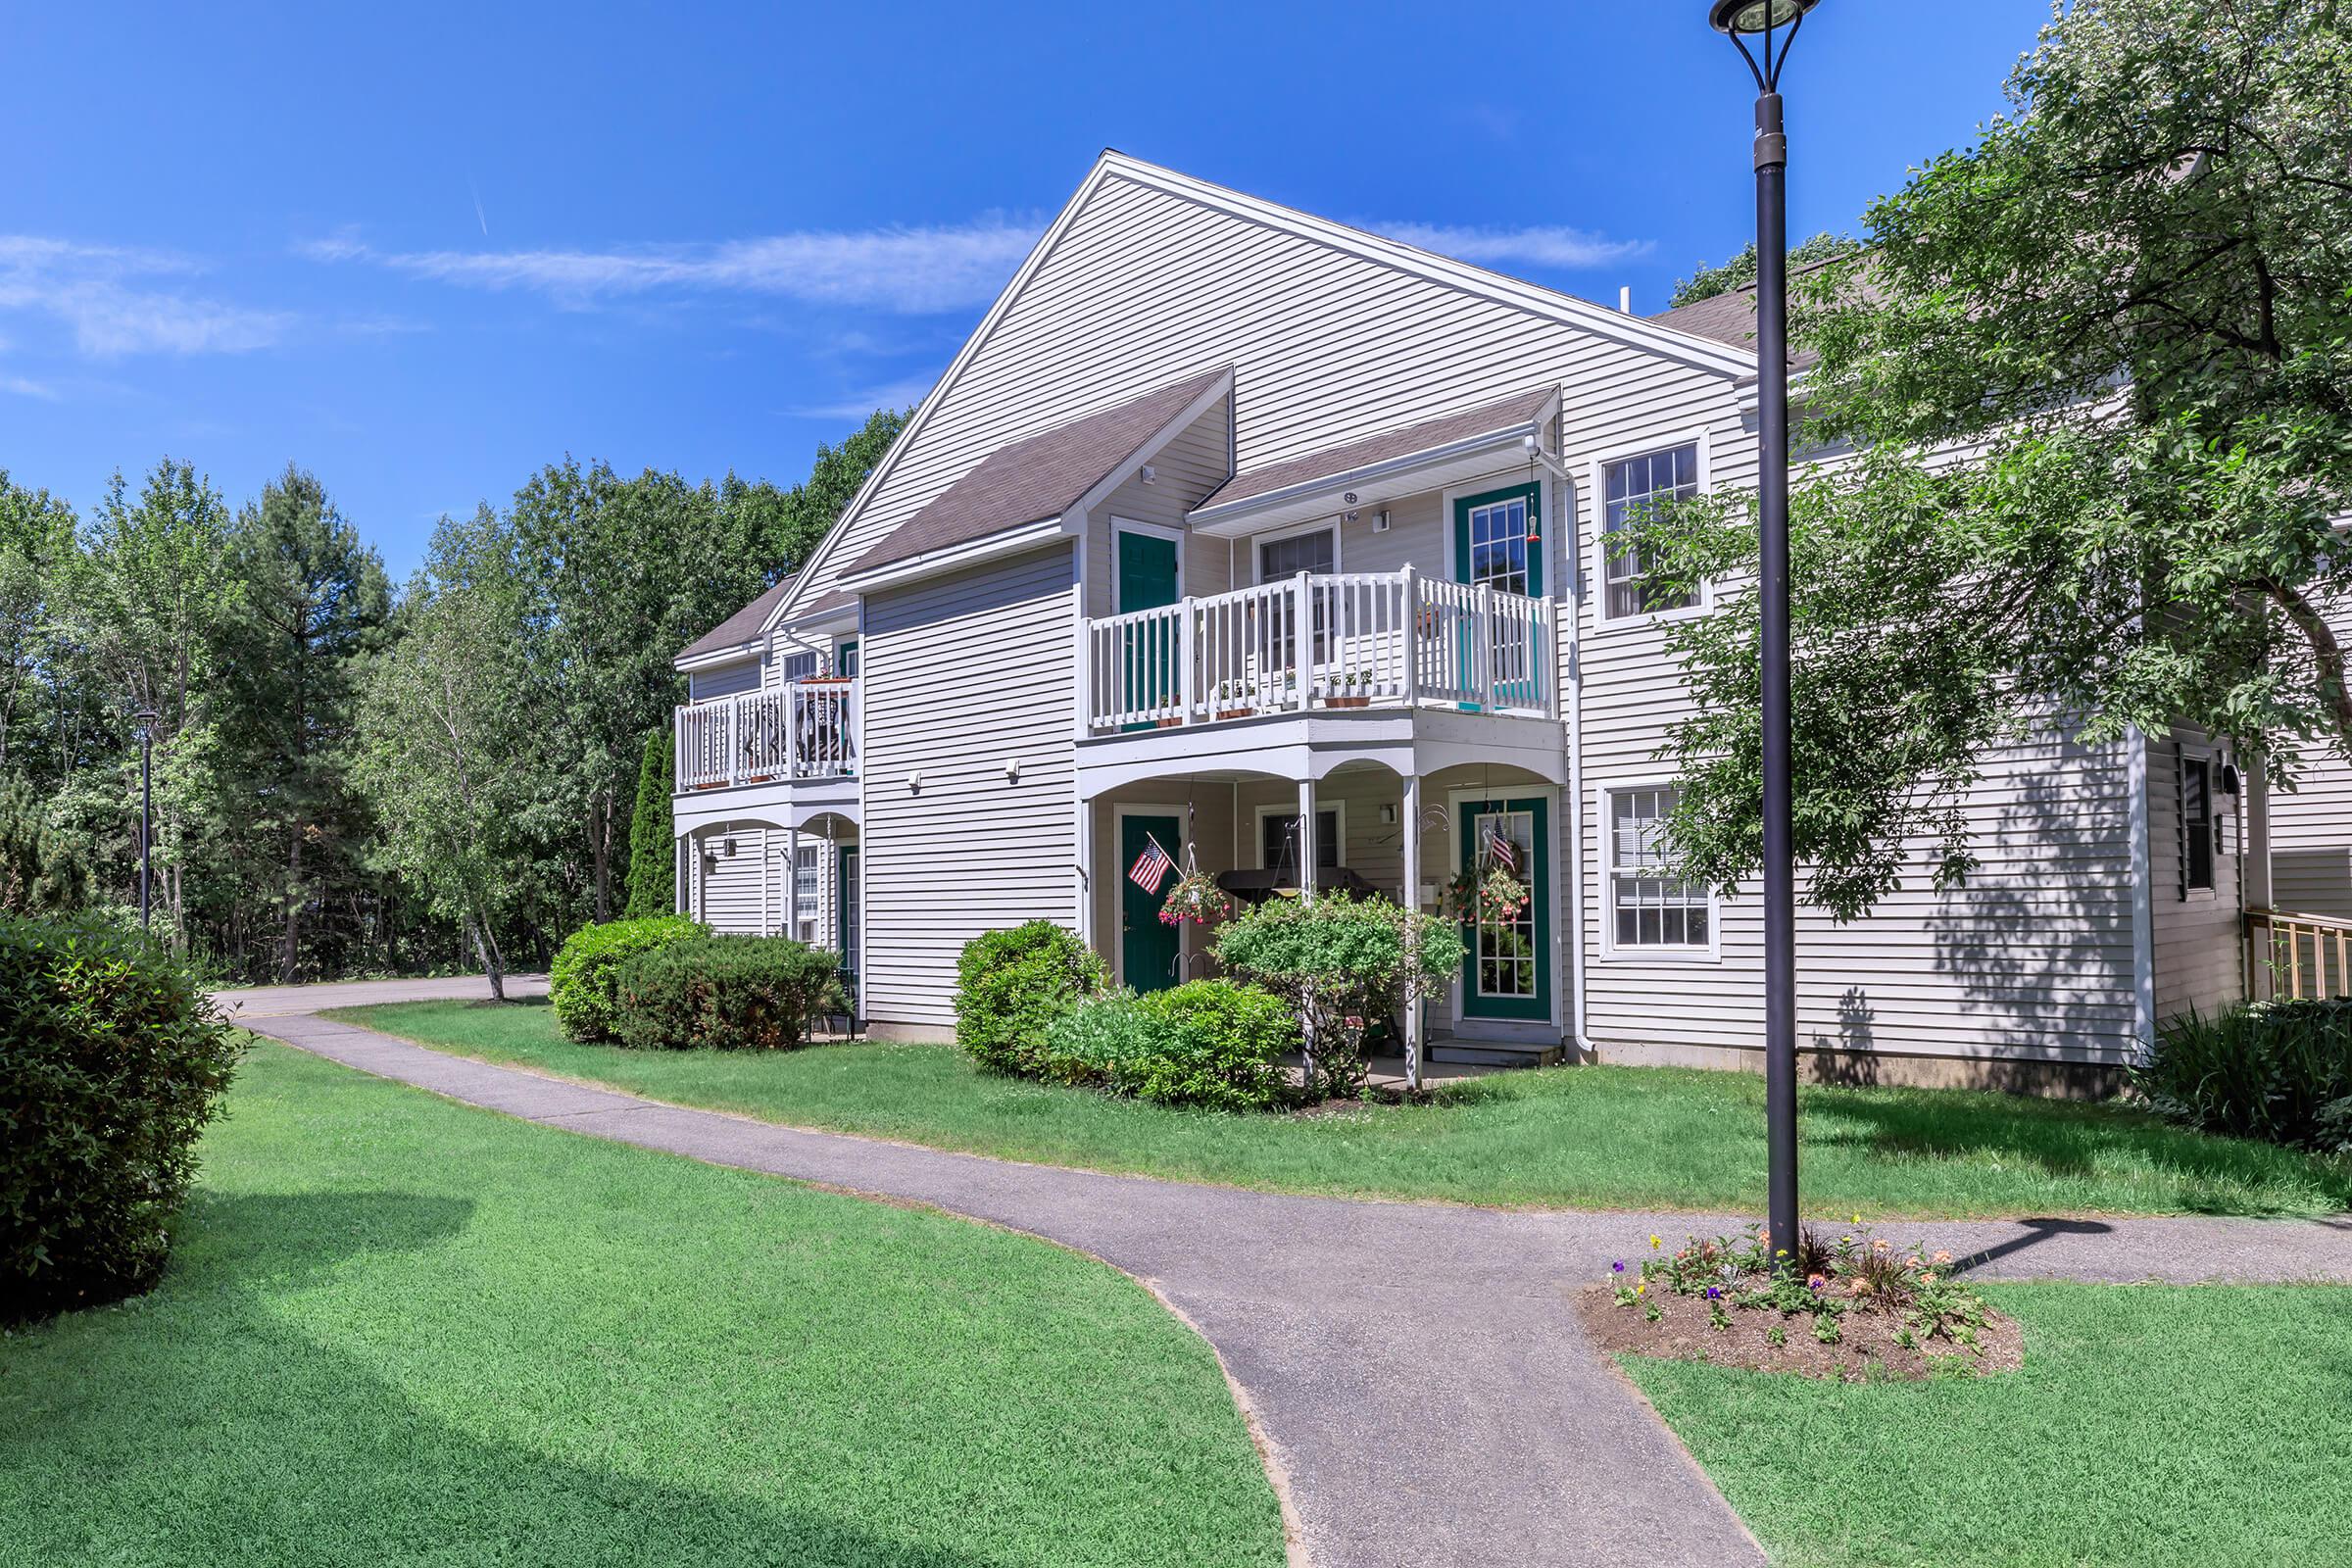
xmin=133 ymin=709 xmax=159 ymax=934
xmin=1710 ymin=0 xmax=1816 ymax=1265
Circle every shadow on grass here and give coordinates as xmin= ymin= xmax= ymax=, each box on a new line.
xmin=7 ymin=1190 xmax=1006 ymax=1568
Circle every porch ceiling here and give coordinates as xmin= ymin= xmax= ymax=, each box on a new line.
xmin=1073 ymin=707 xmax=1564 ymax=800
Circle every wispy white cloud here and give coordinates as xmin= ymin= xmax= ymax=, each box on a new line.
xmin=785 ymin=373 xmax=941 ymax=421
xmin=0 ymin=236 xmax=289 ymax=355
xmin=0 ymin=372 xmax=58 ymax=400
xmin=1368 ymin=220 xmax=1652 ymax=270
xmin=306 ymin=216 xmax=1045 ymax=315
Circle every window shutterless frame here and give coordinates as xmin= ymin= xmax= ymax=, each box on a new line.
xmin=1593 ymin=777 xmax=1722 ymax=961
xmin=1584 ymin=429 xmax=1714 ymax=630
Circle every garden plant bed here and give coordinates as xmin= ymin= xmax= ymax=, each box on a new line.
xmin=1577 ymin=1282 xmax=2022 ymax=1382
xmin=1578 ymin=1227 xmax=2022 ymax=1383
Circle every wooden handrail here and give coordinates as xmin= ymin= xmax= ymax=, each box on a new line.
xmin=2246 ymin=906 xmax=2352 ymax=1002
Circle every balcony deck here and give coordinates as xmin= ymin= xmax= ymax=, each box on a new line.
xmin=676 ymin=679 xmax=858 ymax=793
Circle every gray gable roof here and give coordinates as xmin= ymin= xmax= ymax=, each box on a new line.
xmin=843 ymin=367 xmax=1229 ymax=578
xmin=1198 ymin=386 xmax=1557 ymax=513
xmin=678 ymin=574 xmax=794 ymax=663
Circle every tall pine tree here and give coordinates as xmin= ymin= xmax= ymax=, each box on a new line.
xmin=622 ymin=726 xmax=673 ymax=918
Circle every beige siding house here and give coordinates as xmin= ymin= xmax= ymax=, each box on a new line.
xmin=668 ymin=152 xmax=2342 ymax=1086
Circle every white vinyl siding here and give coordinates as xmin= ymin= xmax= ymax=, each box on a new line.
xmin=2148 ymin=728 xmax=2245 ymax=1021
xmin=860 ymin=545 xmax=1078 ymax=1030
xmin=688 ymin=660 xmax=760 ymax=702
xmin=1083 ymin=395 xmax=1233 ymax=617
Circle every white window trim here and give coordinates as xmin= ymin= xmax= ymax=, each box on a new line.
xmin=1110 ymin=801 xmax=1190 ymax=989
xmin=1441 ymin=472 xmax=1559 ymax=604
xmin=1252 ymin=800 xmax=1348 ymax=871
xmin=2175 ymin=740 xmax=2219 ymax=903
xmin=1593 ymin=776 xmax=1723 ymax=962
xmin=1109 ymin=515 xmax=1186 ymax=610
xmin=1584 ymin=428 xmax=1715 ymax=632
xmin=1248 ymin=516 xmax=1342 ymax=583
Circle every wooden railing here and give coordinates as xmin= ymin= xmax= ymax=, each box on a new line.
xmin=1084 ymin=565 xmax=1554 ymax=732
xmin=676 ymin=679 xmax=858 ymax=791
xmin=2247 ymin=907 xmax=2352 ymax=1002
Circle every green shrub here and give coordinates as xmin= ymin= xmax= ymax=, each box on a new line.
xmin=955 ymin=920 xmax=1108 ymax=1075
xmin=2134 ymin=1000 xmax=2352 ymax=1152
xmin=1213 ymin=892 xmax=1463 ymax=1100
xmin=550 ymin=914 xmax=705 ymax=1042
xmin=610 ymin=935 xmax=840 ymax=1052
xmin=1 ymin=915 xmax=242 ymax=1322
xmin=1036 ymin=981 xmax=1298 ymax=1112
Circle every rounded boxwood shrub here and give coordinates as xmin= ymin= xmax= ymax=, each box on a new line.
xmin=610 ymin=935 xmax=840 ymax=1051
xmin=1 ymin=914 xmax=242 ymax=1322
xmin=550 ymin=914 xmax=705 ymax=1043
xmin=955 ymin=920 xmax=1108 ymax=1076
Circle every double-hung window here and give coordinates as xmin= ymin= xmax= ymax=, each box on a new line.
xmin=794 ymin=843 xmax=821 ymax=942
xmin=1601 ymin=443 xmax=1700 ymax=620
xmin=1257 ymin=526 xmax=1337 ymax=662
xmin=1607 ymin=786 xmax=1711 ymax=951
xmin=2179 ymin=752 xmax=2215 ymax=896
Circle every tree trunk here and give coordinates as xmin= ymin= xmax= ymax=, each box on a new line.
xmin=468 ymin=912 xmax=507 ymax=1002
xmin=589 ymin=792 xmax=612 ymax=922
xmin=277 ymin=827 xmax=304 ymax=984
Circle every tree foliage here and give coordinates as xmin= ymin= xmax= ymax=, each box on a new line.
xmin=1635 ymin=0 xmax=2352 ymax=919
xmin=1667 ymin=232 xmax=1861 ymax=309
xmin=622 ymin=727 xmax=675 ymax=918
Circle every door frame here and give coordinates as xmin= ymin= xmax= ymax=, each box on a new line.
xmin=1110 ymin=516 xmax=1185 ymax=608
xmin=1446 ymin=787 xmax=1562 ymax=1028
xmin=1446 ymin=478 xmax=1546 ymax=598
xmin=1111 ymin=801 xmax=1188 ymax=990
xmin=835 ymin=844 xmax=860 ymax=1004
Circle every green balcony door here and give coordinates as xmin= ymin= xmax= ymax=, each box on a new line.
xmin=1116 ymin=526 xmax=1181 ymax=728
xmin=1120 ymin=812 xmax=1182 ymax=994
xmin=1451 ymin=481 xmax=1544 ymax=710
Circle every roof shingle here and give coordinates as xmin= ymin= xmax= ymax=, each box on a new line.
xmin=677 ymin=574 xmax=794 ymax=663
xmin=844 ymin=367 xmax=1229 ymax=578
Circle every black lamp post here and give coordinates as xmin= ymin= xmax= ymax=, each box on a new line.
xmin=1710 ymin=0 xmax=1815 ymax=1266
xmin=133 ymin=708 xmax=159 ymax=934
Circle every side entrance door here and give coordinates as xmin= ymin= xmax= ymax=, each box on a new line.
xmin=1451 ymin=481 xmax=1544 ymax=710
xmin=1119 ymin=811 xmax=1182 ymax=994
xmin=1456 ymin=796 xmax=1551 ymax=1021
xmin=1116 ymin=525 xmax=1182 ymax=728
xmin=836 ymin=846 xmax=860 ymax=1011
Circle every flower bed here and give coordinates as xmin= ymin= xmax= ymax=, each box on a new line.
xmin=1576 ymin=1224 xmax=2021 ymax=1382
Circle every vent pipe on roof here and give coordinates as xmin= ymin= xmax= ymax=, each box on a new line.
xmin=1618 ymin=285 xmax=1633 ymax=314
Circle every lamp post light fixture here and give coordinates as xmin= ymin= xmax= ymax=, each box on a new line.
xmin=133 ymin=708 xmax=160 ymax=935
xmin=1710 ymin=0 xmax=1816 ymax=1267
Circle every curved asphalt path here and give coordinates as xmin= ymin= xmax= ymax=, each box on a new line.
xmin=222 ymin=977 xmax=2352 ymax=1568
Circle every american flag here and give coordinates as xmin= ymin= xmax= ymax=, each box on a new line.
xmin=1128 ymin=836 xmax=1175 ymax=894
xmin=1483 ymin=823 xmax=1519 ymax=871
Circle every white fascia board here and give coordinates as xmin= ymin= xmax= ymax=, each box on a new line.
xmin=1070 ymin=366 xmax=1235 ymax=518
xmin=674 ymin=645 xmax=760 ymax=674
xmin=1105 ymin=155 xmax=1754 ymax=379
xmin=1190 ymin=410 xmax=1556 ymax=536
xmin=838 ymin=515 xmax=1072 ymax=594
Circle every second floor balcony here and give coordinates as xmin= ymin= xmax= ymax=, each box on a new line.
xmin=677 ymin=679 xmax=858 ymax=792
xmin=1083 ymin=565 xmax=1556 ymax=735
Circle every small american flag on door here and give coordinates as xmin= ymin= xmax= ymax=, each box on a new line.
xmin=1128 ymin=836 xmax=1175 ymax=894
xmin=1483 ymin=822 xmax=1519 ymax=872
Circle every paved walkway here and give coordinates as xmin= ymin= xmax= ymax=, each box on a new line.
xmin=227 ymin=978 xmax=2352 ymax=1568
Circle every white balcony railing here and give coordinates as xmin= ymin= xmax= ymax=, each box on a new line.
xmin=677 ymin=679 xmax=858 ymax=791
xmin=1085 ymin=565 xmax=1554 ymax=733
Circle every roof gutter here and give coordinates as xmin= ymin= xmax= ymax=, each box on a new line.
xmin=1189 ymin=410 xmax=1555 ymax=534
xmin=838 ymin=514 xmax=1075 ymax=594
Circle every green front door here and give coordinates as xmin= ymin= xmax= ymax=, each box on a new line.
xmin=1457 ymin=796 xmax=1551 ymax=1021
xmin=1119 ymin=812 xmax=1182 ymax=994
xmin=1452 ymin=481 xmax=1544 ymax=710
xmin=1116 ymin=527 xmax=1182 ymax=728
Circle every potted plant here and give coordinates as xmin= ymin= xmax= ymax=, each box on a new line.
xmin=1438 ymin=858 xmax=1531 ymax=933
xmin=1214 ymin=679 xmax=1253 ymax=722
xmin=1158 ymin=863 xmax=1234 ymax=927
xmin=1327 ymin=669 xmax=1372 ymax=709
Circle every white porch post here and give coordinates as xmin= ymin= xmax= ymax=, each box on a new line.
xmin=1401 ymin=771 xmax=1423 ymax=1092
xmin=1075 ymin=791 xmax=1096 ymax=949
xmin=674 ymin=834 xmax=688 ymax=916
xmin=1297 ymin=776 xmax=1317 ymax=902
xmin=759 ymin=827 xmax=771 ymax=935
xmin=1292 ymin=571 xmax=1312 ymax=710
xmin=785 ymin=823 xmax=802 ymax=940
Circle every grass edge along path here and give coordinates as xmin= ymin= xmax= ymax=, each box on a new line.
xmin=0 ymin=1038 xmax=1290 ymax=1568
xmin=322 ymin=999 xmax=2352 ymax=1221
xmin=1623 ymin=1281 xmax=2352 ymax=1568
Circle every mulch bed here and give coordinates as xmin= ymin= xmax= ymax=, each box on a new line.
xmin=1574 ymin=1283 xmax=2024 ymax=1383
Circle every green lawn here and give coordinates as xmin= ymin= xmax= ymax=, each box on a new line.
xmin=0 ymin=1039 xmax=1287 ymax=1568
xmin=323 ymin=998 xmax=2352 ymax=1219
xmin=1627 ymin=1283 xmax=2352 ymax=1568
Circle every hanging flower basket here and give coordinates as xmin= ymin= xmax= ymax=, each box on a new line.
xmin=1438 ymin=860 xmax=1530 ymax=929
xmin=1159 ymin=863 xmax=1235 ymax=927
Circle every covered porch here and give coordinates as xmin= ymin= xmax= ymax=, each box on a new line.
xmin=672 ymin=795 xmax=862 ymax=1004
xmin=1076 ymin=748 xmax=1571 ymax=1081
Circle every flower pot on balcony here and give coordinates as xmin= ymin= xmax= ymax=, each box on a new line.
xmin=1325 ymin=696 xmax=1370 ymax=710
xmin=1154 ymin=717 xmax=1184 ymax=730
xmin=1214 ymin=708 xmax=1254 ymax=722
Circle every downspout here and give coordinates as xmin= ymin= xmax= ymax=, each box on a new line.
xmin=1530 ymin=426 xmax=1591 ymax=1058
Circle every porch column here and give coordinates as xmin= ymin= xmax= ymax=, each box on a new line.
xmin=759 ymin=827 xmax=771 ymax=936
xmin=785 ymin=823 xmax=802 ymax=940
xmin=674 ymin=834 xmax=688 ymax=916
xmin=1074 ymin=793 xmax=1095 ymax=947
xmin=1401 ymin=772 xmax=1423 ymax=1092
xmin=1298 ymin=776 xmax=1317 ymax=903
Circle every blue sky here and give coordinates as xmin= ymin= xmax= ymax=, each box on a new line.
xmin=3 ymin=1 xmax=2052 ymax=576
